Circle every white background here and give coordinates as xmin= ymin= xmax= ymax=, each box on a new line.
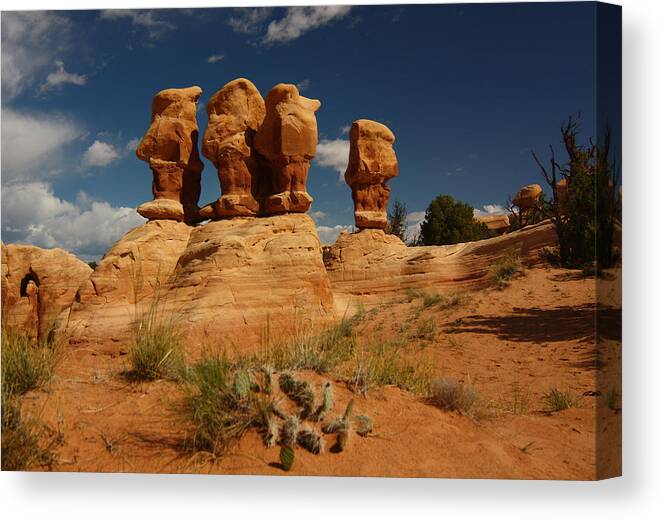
xmin=1 ymin=0 xmax=659 ymax=518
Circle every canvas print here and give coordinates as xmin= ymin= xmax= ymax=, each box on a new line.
xmin=0 ymin=3 xmax=621 ymax=479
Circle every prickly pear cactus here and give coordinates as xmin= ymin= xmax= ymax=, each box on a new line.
xmin=280 ymin=445 xmax=295 ymax=471
xmin=355 ymin=414 xmax=373 ymax=437
xmin=297 ymin=428 xmax=323 ymax=454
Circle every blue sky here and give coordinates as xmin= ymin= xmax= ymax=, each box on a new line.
xmin=1 ymin=4 xmax=602 ymax=260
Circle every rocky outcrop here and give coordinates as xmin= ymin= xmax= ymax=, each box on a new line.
xmin=344 ymin=120 xmax=398 ymax=230
xmin=513 ymin=184 xmax=543 ymax=210
xmin=476 ymin=213 xmax=510 ymax=234
xmin=136 ymin=86 xmax=204 ymax=223
xmin=201 ymin=78 xmax=266 ymax=219
xmin=1 ymin=243 xmax=92 ymax=339
xmin=324 ymin=221 xmax=557 ymax=311
xmin=254 ymin=84 xmax=320 ymax=214
xmin=68 ymin=220 xmax=193 ymax=343
xmin=67 ymin=215 xmax=334 ymax=346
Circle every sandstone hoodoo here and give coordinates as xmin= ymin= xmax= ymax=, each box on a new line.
xmin=254 ymin=83 xmax=320 ymax=214
xmin=200 ymin=78 xmax=266 ymax=219
xmin=344 ymin=119 xmax=399 ymax=230
xmin=475 ymin=213 xmax=510 ymax=234
xmin=136 ymin=86 xmax=204 ymax=223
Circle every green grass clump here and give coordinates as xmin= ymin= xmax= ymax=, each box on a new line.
xmin=181 ymin=354 xmax=272 ymax=456
xmin=543 ymin=387 xmax=582 ymax=412
xmin=350 ymin=343 xmax=432 ymax=396
xmin=429 ymin=377 xmax=480 ymax=414
xmin=1 ymin=328 xmax=60 ymax=396
xmin=488 ymin=251 xmax=523 ymax=289
xmin=261 ymin=316 xmax=357 ymax=374
xmin=128 ymin=322 xmax=185 ymax=381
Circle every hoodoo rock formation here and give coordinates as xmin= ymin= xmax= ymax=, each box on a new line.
xmin=476 ymin=213 xmax=510 ymax=234
xmin=136 ymin=86 xmax=204 ymax=223
xmin=200 ymin=78 xmax=266 ymax=219
xmin=2 ymin=243 xmax=92 ymax=340
xmin=513 ymin=183 xmax=543 ymax=211
xmin=344 ymin=119 xmax=398 ymax=230
xmin=254 ymin=84 xmax=320 ymax=214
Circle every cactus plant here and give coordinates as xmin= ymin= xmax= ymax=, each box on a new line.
xmin=260 ymin=366 xmax=273 ymax=394
xmin=278 ymin=372 xmax=315 ymax=418
xmin=312 ymin=381 xmax=333 ymax=421
xmin=354 ymin=414 xmax=373 ymax=437
xmin=297 ymin=428 xmax=324 ymax=455
xmin=262 ymin=414 xmax=279 ymax=448
xmin=279 ymin=445 xmax=295 ymax=471
xmin=336 ymin=428 xmax=350 ymax=452
xmin=232 ymin=369 xmax=251 ymax=400
xmin=280 ymin=415 xmax=299 ymax=449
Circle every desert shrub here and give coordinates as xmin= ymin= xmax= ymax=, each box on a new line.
xmin=488 ymin=251 xmax=523 ymax=289
xmin=1 ymin=392 xmax=60 ymax=470
xmin=261 ymin=316 xmax=357 ymax=374
xmin=502 ymin=380 xmax=530 ymax=415
xmin=128 ymin=322 xmax=186 ymax=381
xmin=417 ymin=194 xmax=490 ymax=246
xmin=406 ymin=289 xmax=467 ymax=309
xmin=411 ymin=318 xmax=437 ymax=341
xmin=429 ymin=377 xmax=480 ymax=414
xmin=542 ymin=387 xmax=582 ymax=412
xmin=533 ymin=116 xmax=620 ymax=270
xmin=1 ymin=328 xmax=60 ymax=396
xmin=181 ymin=354 xmax=272 ymax=455
xmin=350 ymin=343 xmax=432 ymax=396
xmin=386 ymin=199 xmax=408 ymax=242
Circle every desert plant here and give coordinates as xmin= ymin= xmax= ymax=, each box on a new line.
xmin=1 ymin=327 xmax=60 ymax=397
xmin=128 ymin=322 xmax=186 ymax=381
xmin=354 ymin=414 xmax=373 ymax=437
xmin=386 ymin=199 xmax=408 ymax=242
xmin=278 ymin=372 xmax=315 ymax=418
xmin=297 ymin=428 xmax=324 ymax=454
xmin=488 ymin=251 xmax=523 ymax=289
xmin=417 ymin=194 xmax=491 ymax=246
xmin=542 ymin=387 xmax=582 ymax=412
xmin=429 ymin=377 xmax=480 ymax=414
xmin=412 ymin=318 xmax=437 ymax=341
xmin=1 ymin=392 xmax=60 ymax=471
xmin=503 ymin=380 xmax=530 ymax=415
xmin=311 ymin=381 xmax=333 ymax=422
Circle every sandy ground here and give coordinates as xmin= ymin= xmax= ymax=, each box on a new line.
xmin=19 ymin=265 xmax=621 ymax=479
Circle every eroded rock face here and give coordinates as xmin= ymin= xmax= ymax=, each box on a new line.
xmin=1 ymin=243 xmax=92 ymax=339
xmin=136 ymin=86 xmax=204 ymax=223
xmin=324 ymin=222 xmax=557 ymax=312
xmin=344 ymin=120 xmax=398 ymax=230
xmin=475 ymin=213 xmax=510 ymax=234
xmin=513 ymin=184 xmax=543 ymax=210
xmin=201 ymin=78 xmax=266 ymax=219
xmin=68 ymin=220 xmax=193 ymax=343
xmin=67 ymin=215 xmax=334 ymax=347
xmin=254 ymin=84 xmax=320 ymax=214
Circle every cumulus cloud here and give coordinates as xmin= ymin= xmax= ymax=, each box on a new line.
xmin=207 ymin=54 xmax=225 ymax=64
xmin=1 ymin=108 xmax=82 ymax=183
xmin=227 ymin=7 xmax=274 ymax=34
xmin=83 ymin=140 xmax=120 ymax=167
xmin=340 ymin=125 xmax=351 ymax=135
xmin=405 ymin=211 xmax=426 ymax=244
xmin=315 ymin=139 xmax=350 ymax=180
xmin=39 ymin=60 xmax=87 ymax=93
xmin=473 ymin=204 xmax=506 ymax=218
xmin=125 ymin=137 xmax=141 ymax=152
xmin=99 ymin=10 xmax=175 ymax=40
xmin=264 ymin=6 xmax=352 ymax=44
xmin=316 ymin=224 xmax=353 ymax=245
xmin=1 ymin=11 xmax=73 ymax=100
xmin=310 ymin=210 xmax=326 ymax=222
xmin=1 ymin=182 xmax=145 ymax=260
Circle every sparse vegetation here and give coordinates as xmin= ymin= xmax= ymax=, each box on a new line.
xmin=542 ymin=387 xmax=582 ymax=412
xmin=406 ymin=288 xmax=467 ymax=309
xmin=386 ymin=199 xmax=408 ymax=242
xmin=488 ymin=251 xmax=523 ymax=289
xmin=417 ymin=194 xmax=491 ymax=246
xmin=127 ymin=321 xmax=186 ymax=381
xmin=502 ymin=380 xmax=530 ymax=415
xmin=429 ymin=377 xmax=480 ymax=415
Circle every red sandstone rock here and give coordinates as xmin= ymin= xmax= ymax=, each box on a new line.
xmin=136 ymin=86 xmax=204 ymax=223
xmin=344 ymin=120 xmax=398 ymax=230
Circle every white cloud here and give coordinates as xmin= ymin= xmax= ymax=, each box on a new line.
xmin=227 ymin=7 xmax=274 ymax=34
xmin=125 ymin=138 xmax=141 ymax=152
xmin=99 ymin=10 xmax=175 ymax=40
xmin=405 ymin=210 xmax=426 ymax=244
xmin=83 ymin=140 xmax=120 ymax=167
xmin=39 ymin=60 xmax=87 ymax=93
xmin=1 ymin=108 xmax=82 ymax=183
xmin=1 ymin=182 xmax=145 ymax=260
xmin=264 ymin=6 xmax=352 ymax=44
xmin=310 ymin=210 xmax=326 ymax=222
xmin=340 ymin=125 xmax=351 ymax=135
xmin=473 ymin=204 xmax=506 ymax=218
xmin=296 ymin=79 xmax=311 ymax=91
xmin=315 ymin=139 xmax=350 ymax=181
xmin=1 ymin=11 xmax=72 ymax=100
xmin=207 ymin=54 xmax=225 ymax=64
xmin=316 ymin=224 xmax=353 ymax=245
